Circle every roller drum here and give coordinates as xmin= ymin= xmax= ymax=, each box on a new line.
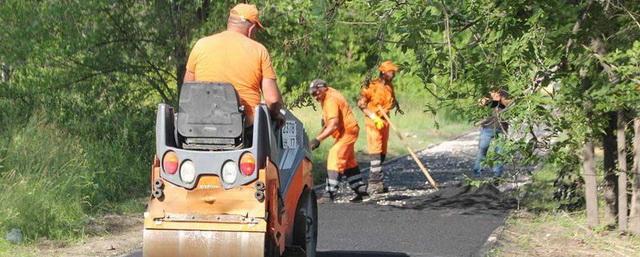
xmin=143 ymin=229 xmax=265 ymax=257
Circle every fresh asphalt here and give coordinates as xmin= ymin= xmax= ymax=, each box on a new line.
xmin=124 ymin=132 xmax=512 ymax=257
xmin=316 ymin=199 xmax=508 ymax=257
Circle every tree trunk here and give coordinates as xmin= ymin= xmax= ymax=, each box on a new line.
xmin=630 ymin=117 xmax=640 ymax=234
xmin=617 ymin=111 xmax=628 ymax=231
xmin=584 ymin=140 xmax=600 ymax=228
xmin=171 ymin=1 xmax=187 ymax=102
xmin=602 ymin=112 xmax=618 ymax=225
xmin=175 ymin=45 xmax=187 ymax=95
xmin=1 ymin=62 xmax=9 ymax=82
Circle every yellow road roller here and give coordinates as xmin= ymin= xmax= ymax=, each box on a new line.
xmin=143 ymin=82 xmax=317 ymax=257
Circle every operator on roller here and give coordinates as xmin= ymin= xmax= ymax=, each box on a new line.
xmin=357 ymin=60 xmax=404 ymax=195
xmin=184 ymin=3 xmax=285 ymax=131
xmin=308 ymin=79 xmax=368 ymax=203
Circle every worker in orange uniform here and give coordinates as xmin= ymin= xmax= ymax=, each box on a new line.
xmin=308 ymin=79 xmax=368 ymax=203
xmin=357 ymin=60 xmax=404 ymax=195
xmin=184 ymin=3 xmax=285 ymax=132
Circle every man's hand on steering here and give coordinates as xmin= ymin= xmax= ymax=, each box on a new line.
xmin=309 ymin=138 xmax=321 ymax=150
xmin=273 ymin=111 xmax=286 ymax=129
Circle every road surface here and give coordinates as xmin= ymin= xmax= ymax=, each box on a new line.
xmin=124 ymin=131 xmax=514 ymax=257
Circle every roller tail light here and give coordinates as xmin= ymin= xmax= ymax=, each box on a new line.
xmin=162 ymin=151 xmax=179 ymax=174
xmin=239 ymin=152 xmax=256 ymax=176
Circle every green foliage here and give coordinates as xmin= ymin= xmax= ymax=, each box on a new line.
xmin=0 ymin=103 xmax=152 ymax=242
xmin=362 ymin=0 xmax=639 ymax=213
xmin=0 ymin=0 xmax=638 ymax=244
xmin=0 ymin=115 xmax=91 ymax=241
xmin=520 ymin=164 xmax=584 ymax=212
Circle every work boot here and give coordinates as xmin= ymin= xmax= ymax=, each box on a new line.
xmin=349 ymin=192 xmax=368 ymax=203
xmin=367 ymin=181 xmax=386 ymax=195
xmin=317 ymin=192 xmax=335 ymax=204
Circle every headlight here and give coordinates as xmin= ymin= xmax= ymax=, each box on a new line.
xmin=221 ymin=161 xmax=238 ymax=185
xmin=180 ymin=160 xmax=196 ymax=183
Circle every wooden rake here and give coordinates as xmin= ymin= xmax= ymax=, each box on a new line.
xmin=378 ymin=106 xmax=439 ymax=190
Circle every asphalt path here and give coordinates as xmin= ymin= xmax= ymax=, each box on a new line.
xmin=316 ymin=200 xmax=508 ymax=257
xmin=124 ymin=132 xmax=514 ymax=257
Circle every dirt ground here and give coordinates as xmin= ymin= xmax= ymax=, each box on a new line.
xmin=34 ymin=214 xmax=143 ymax=257
xmin=491 ymin=211 xmax=640 ymax=257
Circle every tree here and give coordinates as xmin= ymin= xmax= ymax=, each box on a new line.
xmin=584 ymin=139 xmax=600 ymax=228
xmin=350 ymin=0 xmax=639 ymax=229
xmin=617 ymin=110 xmax=628 ymax=231
xmin=603 ymin=112 xmax=618 ymax=225
xmin=631 ymin=118 xmax=640 ymax=234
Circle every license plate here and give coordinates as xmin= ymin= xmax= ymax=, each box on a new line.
xmin=281 ymin=121 xmax=298 ymax=149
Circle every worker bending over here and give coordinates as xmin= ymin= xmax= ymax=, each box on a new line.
xmin=184 ymin=3 xmax=285 ymax=131
xmin=358 ymin=61 xmax=403 ymax=195
xmin=309 ymin=79 xmax=368 ymax=203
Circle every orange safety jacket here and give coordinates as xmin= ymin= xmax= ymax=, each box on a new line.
xmin=321 ymin=87 xmax=359 ymax=172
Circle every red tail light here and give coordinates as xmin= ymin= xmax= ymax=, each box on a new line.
xmin=239 ymin=152 xmax=256 ymax=176
xmin=162 ymin=151 xmax=179 ymax=174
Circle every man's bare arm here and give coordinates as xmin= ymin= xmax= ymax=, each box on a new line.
xmin=184 ymin=71 xmax=195 ymax=82
xmin=262 ymin=78 xmax=285 ymax=128
xmin=315 ymin=118 xmax=339 ymax=141
xmin=262 ymin=78 xmax=283 ymax=112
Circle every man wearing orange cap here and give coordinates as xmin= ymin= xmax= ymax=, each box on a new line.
xmin=184 ymin=3 xmax=284 ymax=130
xmin=357 ymin=60 xmax=403 ymax=194
xmin=309 ymin=79 xmax=368 ymax=203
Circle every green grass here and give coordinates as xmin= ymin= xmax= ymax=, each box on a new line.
xmin=494 ymin=210 xmax=640 ymax=257
xmin=0 ymin=239 xmax=36 ymax=257
xmin=491 ymin=156 xmax=640 ymax=256
xmin=292 ymin=93 xmax=471 ymax=184
xmin=0 ymin=115 xmax=91 ymax=242
xmin=0 ymin=103 xmax=153 ymax=250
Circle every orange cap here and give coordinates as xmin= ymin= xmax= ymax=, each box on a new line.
xmin=230 ymin=3 xmax=264 ymax=29
xmin=378 ymin=60 xmax=398 ymax=73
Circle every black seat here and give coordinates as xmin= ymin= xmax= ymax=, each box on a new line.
xmin=176 ymin=82 xmax=245 ymax=150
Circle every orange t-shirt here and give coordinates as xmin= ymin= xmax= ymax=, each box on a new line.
xmin=360 ymin=78 xmax=396 ymax=115
xmin=321 ymin=87 xmax=359 ymax=139
xmin=185 ymin=30 xmax=277 ymax=122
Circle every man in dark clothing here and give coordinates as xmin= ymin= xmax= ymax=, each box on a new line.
xmin=473 ymin=88 xmax=512 ymax=177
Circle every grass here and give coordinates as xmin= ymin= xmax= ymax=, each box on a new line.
xmin=292 ymin=93 xmax=471 ymax=184
xmin=0 ymin=115 xmax=91 ymax=242
xmin=0 ymin=102 xmax=153 ymax=253
xmin=493 ymin=210 xmax=640 ymax=257
xmin=491 ymin=161 xmax=640 ymax=256
xmin=516 ymin=164 xmax=583 ymax=211
xmin=0 ymin=239 xmax=36 ymax=257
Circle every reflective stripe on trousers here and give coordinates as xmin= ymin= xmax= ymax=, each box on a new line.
xmin=368 ymin=154 xmax=386 ymax=183
xmin=325 ymin=166 xmax=367 ymax=194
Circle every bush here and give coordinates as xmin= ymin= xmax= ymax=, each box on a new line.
xmin=0 ymin=116 xmax=91 ymax=241
xmin=520 ymin=164 xmax=584 ymax=212
xmin=0 ymin=104 xmax=154 ymax=242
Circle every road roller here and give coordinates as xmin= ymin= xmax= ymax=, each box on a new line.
xmin=143 ymin=82 xmax=317 ymax=257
